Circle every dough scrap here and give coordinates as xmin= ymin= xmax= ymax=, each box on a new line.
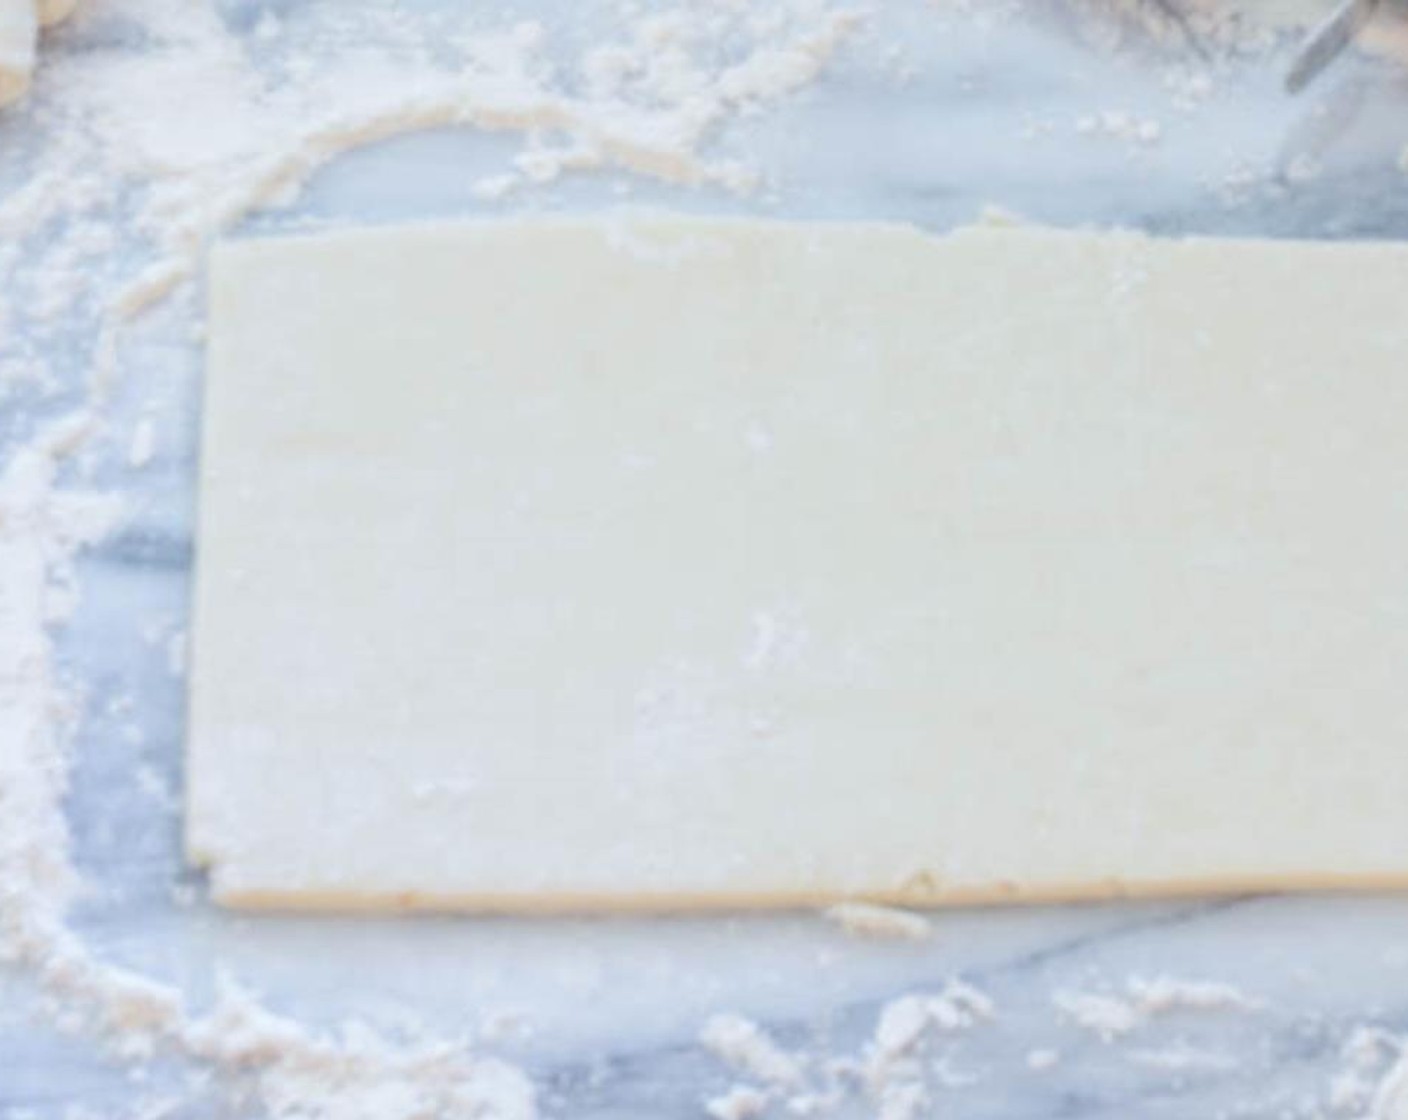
xmin=188 ymin=217 xmax=1408 ymax=911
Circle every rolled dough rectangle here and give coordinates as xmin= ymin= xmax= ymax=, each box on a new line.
xmin=188 ymin=217 xmax=1408 ymax=912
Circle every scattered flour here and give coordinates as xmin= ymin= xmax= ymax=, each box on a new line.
xmin=3 ymin=2 xmax=1405 ymax=1117
xmin=1054 ymin=974 xmax=1259 ymax=1041
xmin=1058 ymin=0 xmax=1408 ymax=174
xmin=1327 ymin=1031 xmax=1384 ymax=1113
xmin=1075 ymin=109 xmax=1163 ymax=145
xmin=1125 ymin=973 xmax=1261 ymax=1014
xmin=0 ymin=0 xmax=866 ymax=1115
xmin=876 ymin=1080 xmax=929 ymax=1120
xmin=1052 ymin=989 xmax=1144 ymax=1041
xmin=1326 ymin=1029 xmax=1408 ymax=1119
xmin=705 ymin=1083 xmax=770 ymax=1120
xmin=0 ymin=440 xmax=124 ymax=971
xmin=700 ymin=1013 xmax=806 ymax=1088
xmin=699 ymin=980 xmax=995 ymax=1118
xmin=1371 ymin=1044 xmax=1408 ymax=1120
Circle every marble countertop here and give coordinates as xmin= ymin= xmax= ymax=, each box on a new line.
xmin=5 ymin=2 xmax=1408 ymax=1117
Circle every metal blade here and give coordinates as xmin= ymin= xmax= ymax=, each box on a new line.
xmin=1286 ymin=0 xmax=1381 ymax=93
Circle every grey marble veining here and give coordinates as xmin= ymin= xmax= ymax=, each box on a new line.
xmin=5 ymin=2 xmax=1408 ymax=1117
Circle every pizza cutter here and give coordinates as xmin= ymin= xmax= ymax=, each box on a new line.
xmin=1286 ymin=0 xmax=1382 ymax=92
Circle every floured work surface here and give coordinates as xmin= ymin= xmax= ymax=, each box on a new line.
xmin=188 ymin=217 xmax=1408 ymax=911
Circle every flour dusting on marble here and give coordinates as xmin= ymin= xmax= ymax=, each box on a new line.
xmin=0 ymin=440 xmax=122 ymax=965
xmin=701 ymin=1012 xmax=807 ymax=1088
xmin=699 ymin=980 xmax=995 ymax=1118
xmin=1318 ymin=1027 xmax=1408 ymax=1118
xmin=0 ymin=0 xmax=865 ymax=1114
xmin=4 ymin=0 xmax=1408 ymax=1116
xmin=1054 ymin=973 xmax=1260 ymax=1041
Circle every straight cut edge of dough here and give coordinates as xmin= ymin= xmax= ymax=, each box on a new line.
xmin=212 ymin=872 xmax=1408 ymax=916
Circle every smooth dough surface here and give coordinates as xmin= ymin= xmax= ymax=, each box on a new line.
xmin=189 ymin=217 xmax=1408 ymax=911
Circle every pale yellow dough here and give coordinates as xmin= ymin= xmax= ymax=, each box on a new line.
xmin=188 ymin=217 xmax=1408 ymax=912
